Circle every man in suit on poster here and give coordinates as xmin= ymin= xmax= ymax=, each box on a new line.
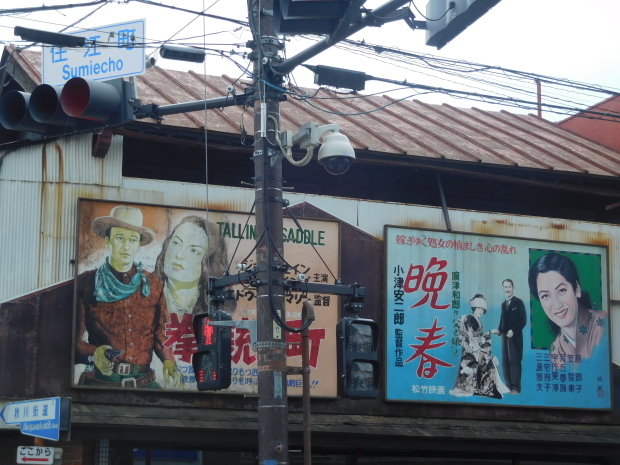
xmin=491 ymin=279 xmax=527 ymax=394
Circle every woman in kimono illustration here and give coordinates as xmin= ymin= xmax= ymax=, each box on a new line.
xmin=449 ymin=294 xmax=509 ymax=399
xmin=528 ymin=252 xmax=606 ymax=368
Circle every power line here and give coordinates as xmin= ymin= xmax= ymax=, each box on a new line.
xmin=130 ymin=0 xmax=248 ymax=27
xmin=147 ymin=0 xmax=222 ymax=58
xmin=342 ymin=39 xmax=620 ymax=96
xmin=0 ymin=1 xmax=108 ymax=16
xmin=58 ymin=1 xmax=109 ymax=33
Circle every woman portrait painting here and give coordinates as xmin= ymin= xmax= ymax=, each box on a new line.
xmin=449 ymin=294 xmax=508 ymax=399
xmin=528 ymin=253 xmax=607 ymax=367
xmin=154 ymin=215 xmax=236 ymax=389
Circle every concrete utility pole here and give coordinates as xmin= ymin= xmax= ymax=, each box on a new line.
xmin=249 ymin=0 xmax=289 ymax=463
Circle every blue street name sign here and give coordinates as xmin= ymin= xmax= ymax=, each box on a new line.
xmin=0 ymin=398 xmax=61 ymax=441
xmin=42 ymin=19 xmax=146 ymax=86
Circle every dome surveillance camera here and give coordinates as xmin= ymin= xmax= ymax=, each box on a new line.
xmin=317 ymin=130 xmax=355 ymax=175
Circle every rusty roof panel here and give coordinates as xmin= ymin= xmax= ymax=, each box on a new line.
xmin=465 ymin=108 xmax=586 ymax=173
xmin=439 ymin=103 xmax=552 ymax=169
xmin=7 ymin=46 xmax=620 ymax=179
xmin=515 ymin=113 xmax=620 ymax=170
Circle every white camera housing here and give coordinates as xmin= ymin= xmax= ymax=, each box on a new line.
xmin=317 ymin=130 xmax=355 ymax=175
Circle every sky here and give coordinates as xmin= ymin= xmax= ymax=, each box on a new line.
xmin=1 ymin=0 xmax=619 ymax=122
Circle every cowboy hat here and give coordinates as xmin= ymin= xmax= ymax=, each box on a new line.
xmin=91 ymin=206 xmax=156 ymax=245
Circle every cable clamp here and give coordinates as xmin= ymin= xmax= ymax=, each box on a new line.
xmin=268 ymin=196 xmax=290 ymax=206
xmin=260 ymin=36 xmax=284 ymax=49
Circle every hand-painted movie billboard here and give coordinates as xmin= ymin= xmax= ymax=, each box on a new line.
xmin=73 ymin=199 xmax=339 ymax=396
xmin=385 ymin=226 xmax=611 ymax=409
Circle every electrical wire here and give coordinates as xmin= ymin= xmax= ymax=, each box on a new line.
xmin=57 ymin=1 xmax=108 ymax=33
xmin=148 ymin=0 xmax=221 ymax=59
xmin=284 ymin=205 xmax=337 ymax=282
xmin=410 ymin=0 xmax=452 ymax=21
xmin=226 ymin=201 xmax=257 ymax=274
xmin=340 ymin=39 xmax=620 ymax=97
xmin=0 ymin=1 xmax=108 ymax=16
xmin=130 ymin=0 xmax=248 ymax=27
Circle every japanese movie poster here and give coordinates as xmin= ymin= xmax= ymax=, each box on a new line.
xmin=385 ymin=226 xmax=611 ymax=409
xmin=73 ymin=199 xmax=339 ymax=396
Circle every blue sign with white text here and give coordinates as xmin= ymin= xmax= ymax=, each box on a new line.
xmin=0 ymin=397 xmax=61 ymax=440
xmin=42 ymin=19 xmax=146 ymax=86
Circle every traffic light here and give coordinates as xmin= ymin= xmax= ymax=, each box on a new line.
xmin=274 ymin=0 xmax=364 ymax=35
xmin=192 ymin=309 xmax=233 ymax=391
xmin=337 ymin=316 xmax=379 ymax=399
xmin=0 ymin=77 xmax=135 ymax=139
xmin=425 ymin=0 xmax=502 ymax=49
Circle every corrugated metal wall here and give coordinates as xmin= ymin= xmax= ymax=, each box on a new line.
xmin=2 ymin=134 xmax=619 ymax=364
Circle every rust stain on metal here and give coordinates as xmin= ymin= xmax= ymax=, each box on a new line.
xmin=55 ymin=143 xmax=64 ymax=183
xmin=493 ymin=218 xmax=512 ymax=225
xmin=413 ymin=100 xmax=517 ymax=165
xmin=55 ymin=145 xmax=64 ymax=243
xmin=41 ymin=144 xmax=47 ymax=183
xmin=550 ymin=223 xmax=568 ymax=230
xmin=586 ymin=233 xmax=611 ymax=246
xmin=385 ymin=97 xmax=482 ymax=162
xmin=500 ymin=111 xmax=620 ymax=176
xmin=474 ymin=108 xmax=588 ymax=174
xmin=38 ymin=145 xmax=48 ymax=289
xmin=471 ymin=222 xmax=494 ymax=236
xmin=403 ymin=220 xmax=431 ymax=230
xmin=443 ymin=104 xmax=553 ymax=170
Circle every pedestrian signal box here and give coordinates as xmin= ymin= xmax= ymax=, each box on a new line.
xmin=337 ymin=317 xmax=380 ymax=399
xmin=192 ymin=310 xmax=233 ymax=391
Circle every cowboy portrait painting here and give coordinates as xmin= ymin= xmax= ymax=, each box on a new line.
xmin=74 ymin=205 xmax=182 ymax=390
xmin=72 ymin=199 xmax=341 ymax=396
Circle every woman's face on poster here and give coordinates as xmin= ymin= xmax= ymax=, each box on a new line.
xmin=536 ymin=270 xmax=581 ymax=329
xmin=164 ymin=221 xmax=209 ymax=284
xmin=473 ymin=307 xmax=485 ymax=318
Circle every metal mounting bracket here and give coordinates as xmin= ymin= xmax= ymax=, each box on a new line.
xmin=255 ymin=341 xmax=287 ymax=349
xmin=269 ymin=148 xmax=284 ymax=167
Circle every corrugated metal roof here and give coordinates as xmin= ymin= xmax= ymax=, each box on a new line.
xmin=6 ymin=45 xmax=620 ymax=178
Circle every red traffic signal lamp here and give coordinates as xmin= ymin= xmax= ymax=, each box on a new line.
xmin=192 ymin=309 xmax=233 ymax=391
xmin=337 ymin=317 xmax=380 ymax=399
xmin=0 ymin=77 xmax=134 ymax=138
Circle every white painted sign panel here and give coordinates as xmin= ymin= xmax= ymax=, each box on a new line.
xmin=16 ymin=446 xmax=54 ymax=464
xmin=42 ymin=19 xmax=145 ymax=86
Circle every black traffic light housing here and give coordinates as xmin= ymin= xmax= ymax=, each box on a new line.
xmin=274 ymin=0 xmax=365 ymax=35
xmin=0 ymin=77 xmax=135 ymax=139
xmin=337 ymin=316 xmax=380 ymax=399
xmin=192 ymin=309 xmax=233 ymax=391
